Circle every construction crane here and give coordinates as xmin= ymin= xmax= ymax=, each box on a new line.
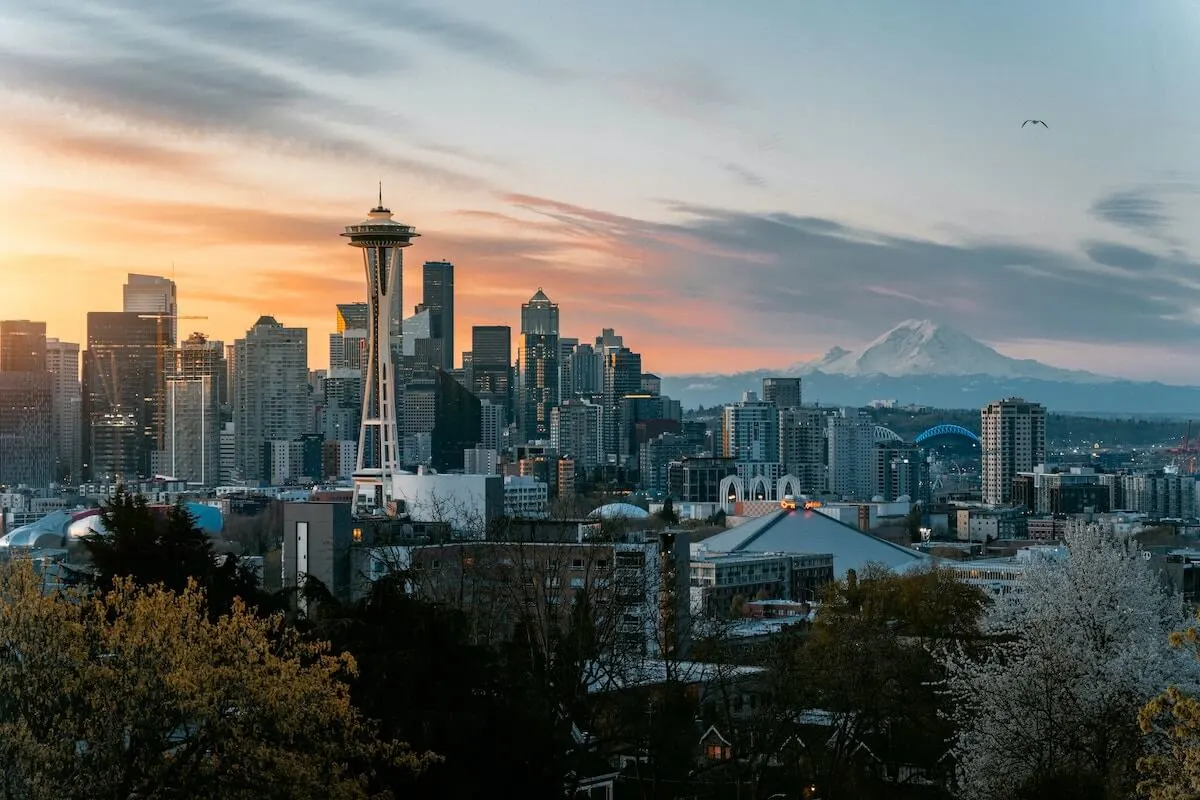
xmin=137 ymin=313 xmax=209 ymax=451
xmin=1165 ymin=420 xmax=1200 ymax=475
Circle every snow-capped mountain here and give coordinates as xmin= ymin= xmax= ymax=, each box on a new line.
xmin=797 ymin=319 xmax=1107 ymax=383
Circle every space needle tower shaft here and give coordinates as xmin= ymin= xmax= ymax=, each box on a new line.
xmin=341 ymin=189 xmax=420 ymax=515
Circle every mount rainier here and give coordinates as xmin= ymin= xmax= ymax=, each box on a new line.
xmin=660 ymin=320 xmax=1200 ymax=413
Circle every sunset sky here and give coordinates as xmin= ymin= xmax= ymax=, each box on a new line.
xmin=2 ymin=0 xmax=1200 ymax=380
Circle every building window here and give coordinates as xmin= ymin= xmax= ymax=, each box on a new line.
xmin=352 ymin=527 xmax=362 ymax=542
xmin=705 ymin=744 xmax=731 ymax=760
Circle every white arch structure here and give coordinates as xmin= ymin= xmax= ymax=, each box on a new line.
xmin=719 ymin=473 xmax=805 ymax=506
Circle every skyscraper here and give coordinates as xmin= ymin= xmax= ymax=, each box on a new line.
xmin=471 ymin=325 xmax=512 ymax=418
xmin=0 ymin=321 xmax=47 ymax=372
xmin=0 ymin=321 xmax=52 ymax=487
xmin=164 ymin=333 xmax=225 ymax=485
xmin=720 ymin=391 xmax=779 ymax=463
xmin=123 ymin=274 xmax=178 ymax=346
xmin=232 ymin=316 xmax=309 ymax=483
xmin=82 ymin=312 xmax=160 ymax=482
xmin=46 ymin=338 xmax=82 ymax=483
xmin=518 ymin=289 xmax=559 ymax=442
xmin=601 ymin=345 xmax=641 ymax=460
xmin=981 ymin=397 xmax=1046 ymax=506
xmin=342 ymin=196 xmax=419 ymax=513
xmin=421 ymin=260 xmax=454 ymax=371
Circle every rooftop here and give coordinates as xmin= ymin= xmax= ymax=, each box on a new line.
xmin=695 ymin=508 xmax=928 ymax=579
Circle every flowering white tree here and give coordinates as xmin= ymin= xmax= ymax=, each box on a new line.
xmin=942 ymin=521 xmax=1199 ymax=799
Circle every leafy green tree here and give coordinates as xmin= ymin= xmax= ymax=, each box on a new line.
xmin=657 ymin=497 xmax=679 ymax=524
xmin=0 ymin=562 xmax=428 ymax=800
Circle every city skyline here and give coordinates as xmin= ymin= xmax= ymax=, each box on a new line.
xmin=3 ymin=1 xmax=1200 ymax=379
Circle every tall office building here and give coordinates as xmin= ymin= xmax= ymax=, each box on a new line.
xmin=45 ymin=338 xmax=82 ymax=483
xmin=601 ymin=345 xmax=641 ymax=460
xmin=123 ymin=274 xmax=178 ymax=346
xmin=342 ymin=196 xmax=419 ymax=512
xmin=232 ymin=316 xmax=309 ymax=484
xmin=569 ymin=342 xmax=602 ymax=398
xmin=0 ymin=321 xmax=47 ymax=372
xmin=981 ymin=397 xmax=1046 ymax=506
xmin=518 ymin=289 xmax=559 ymax=441
xmin=472 ymin=324 xmax=512 ymax=419
xmin=557 ymin=337 xmax=579 ymax=404
xmin=762 ymin=377 xmax=801 ymax=409
xmin=421 ymin=260 xmax=454 ymax=371
xmin=82 ymin=313 xmax=160 ymax=483
xmin=0 ymin=321 xmax=52 ymax=487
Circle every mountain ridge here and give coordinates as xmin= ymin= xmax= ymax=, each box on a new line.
xmin=659 ymin=319 xmax=1199 ymax=412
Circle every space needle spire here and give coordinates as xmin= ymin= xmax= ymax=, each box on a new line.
xmin=342 ymin=191 xmax=420 ymax=516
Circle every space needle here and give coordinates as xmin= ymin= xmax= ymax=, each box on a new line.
xmin=342 ymin=188 xmax=420 ymax=515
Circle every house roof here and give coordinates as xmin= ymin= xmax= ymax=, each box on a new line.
xmin=694 ymin=508 xmax=928 ymax=579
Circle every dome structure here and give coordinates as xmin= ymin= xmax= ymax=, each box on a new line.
xmin=586 ymin=502 xmax=651 ymax=521
xmin=0 ymin=509 xmax=74 ymax=549
xmin=65 ymin=503 xmax=224 ymax=541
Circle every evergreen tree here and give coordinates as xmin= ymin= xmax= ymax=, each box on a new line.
xmin=80 ymin=486 xmax=269 ymax=618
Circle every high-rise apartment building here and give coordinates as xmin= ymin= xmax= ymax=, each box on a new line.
xmin=981 ymin=397 xmax=1046 ymax=505
xmin=420 ymin=260 xmax=454 ymax=371
xmin=779 ymin=406 xmax=827 ymax=495
xmin=0 ymin=321 xmax=47 ymax=373
xmin=518 ymin=289 xmax=559 ymax=442
xmin=45 ymin=338 xmax=81 ymax=483
xmin=762 ymin=377 xmax=801 ymax=409
xmin=82 ymin=312 xmax=161 ymax=483
xmin=122 ymin=274 xmax=178 ymax=346
xmin=720 ymin=391 xmax=779 ymax=463
xmin=471 ymin=325 xmax=512 ymax=421
xmin=551 ymin=399 xmax=602 ymax=471
xmin=232 ymin=316 xmax=309 ymax=483
xmin=826 ymin=409 xmax=875 ymax=501
xmin=161 ymin=333 xmax=225 ymax=485
xmin=479 ymin=401 xmax=506 ymax=453
xmin=164 ymin=375 xmax=219 ymax=484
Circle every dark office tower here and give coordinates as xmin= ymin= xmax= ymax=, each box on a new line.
xmin=518 ymin=289 xmax=559 ymax=442
xmin=0 ymin=321 xmax=47 ymax=373
xmin=421 ymin=260 xmax=454 ymax=371
xmin=602 ymin=346 xmax=642 ymax=460
xmin=471 ymin=325 xmax=512 ymax=418
xmin=432 ymin=369 xmax=481 ymax=471
xmin=82 ymin=312 xmax=161 ymax=483
xmin=762 ymin=377 xmax=801 ymax=409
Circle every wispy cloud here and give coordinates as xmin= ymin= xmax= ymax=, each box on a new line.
xmin=723 ymin=162 xmax=767 ymax=188
xmin=348 ymin=0 xmax=566 ymax=79
xmin=1090 ymin=187 xmax=1170 ymax=235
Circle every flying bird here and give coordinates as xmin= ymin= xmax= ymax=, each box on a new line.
xmin=1022 ymin=119 xmax=1048 ymax=128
